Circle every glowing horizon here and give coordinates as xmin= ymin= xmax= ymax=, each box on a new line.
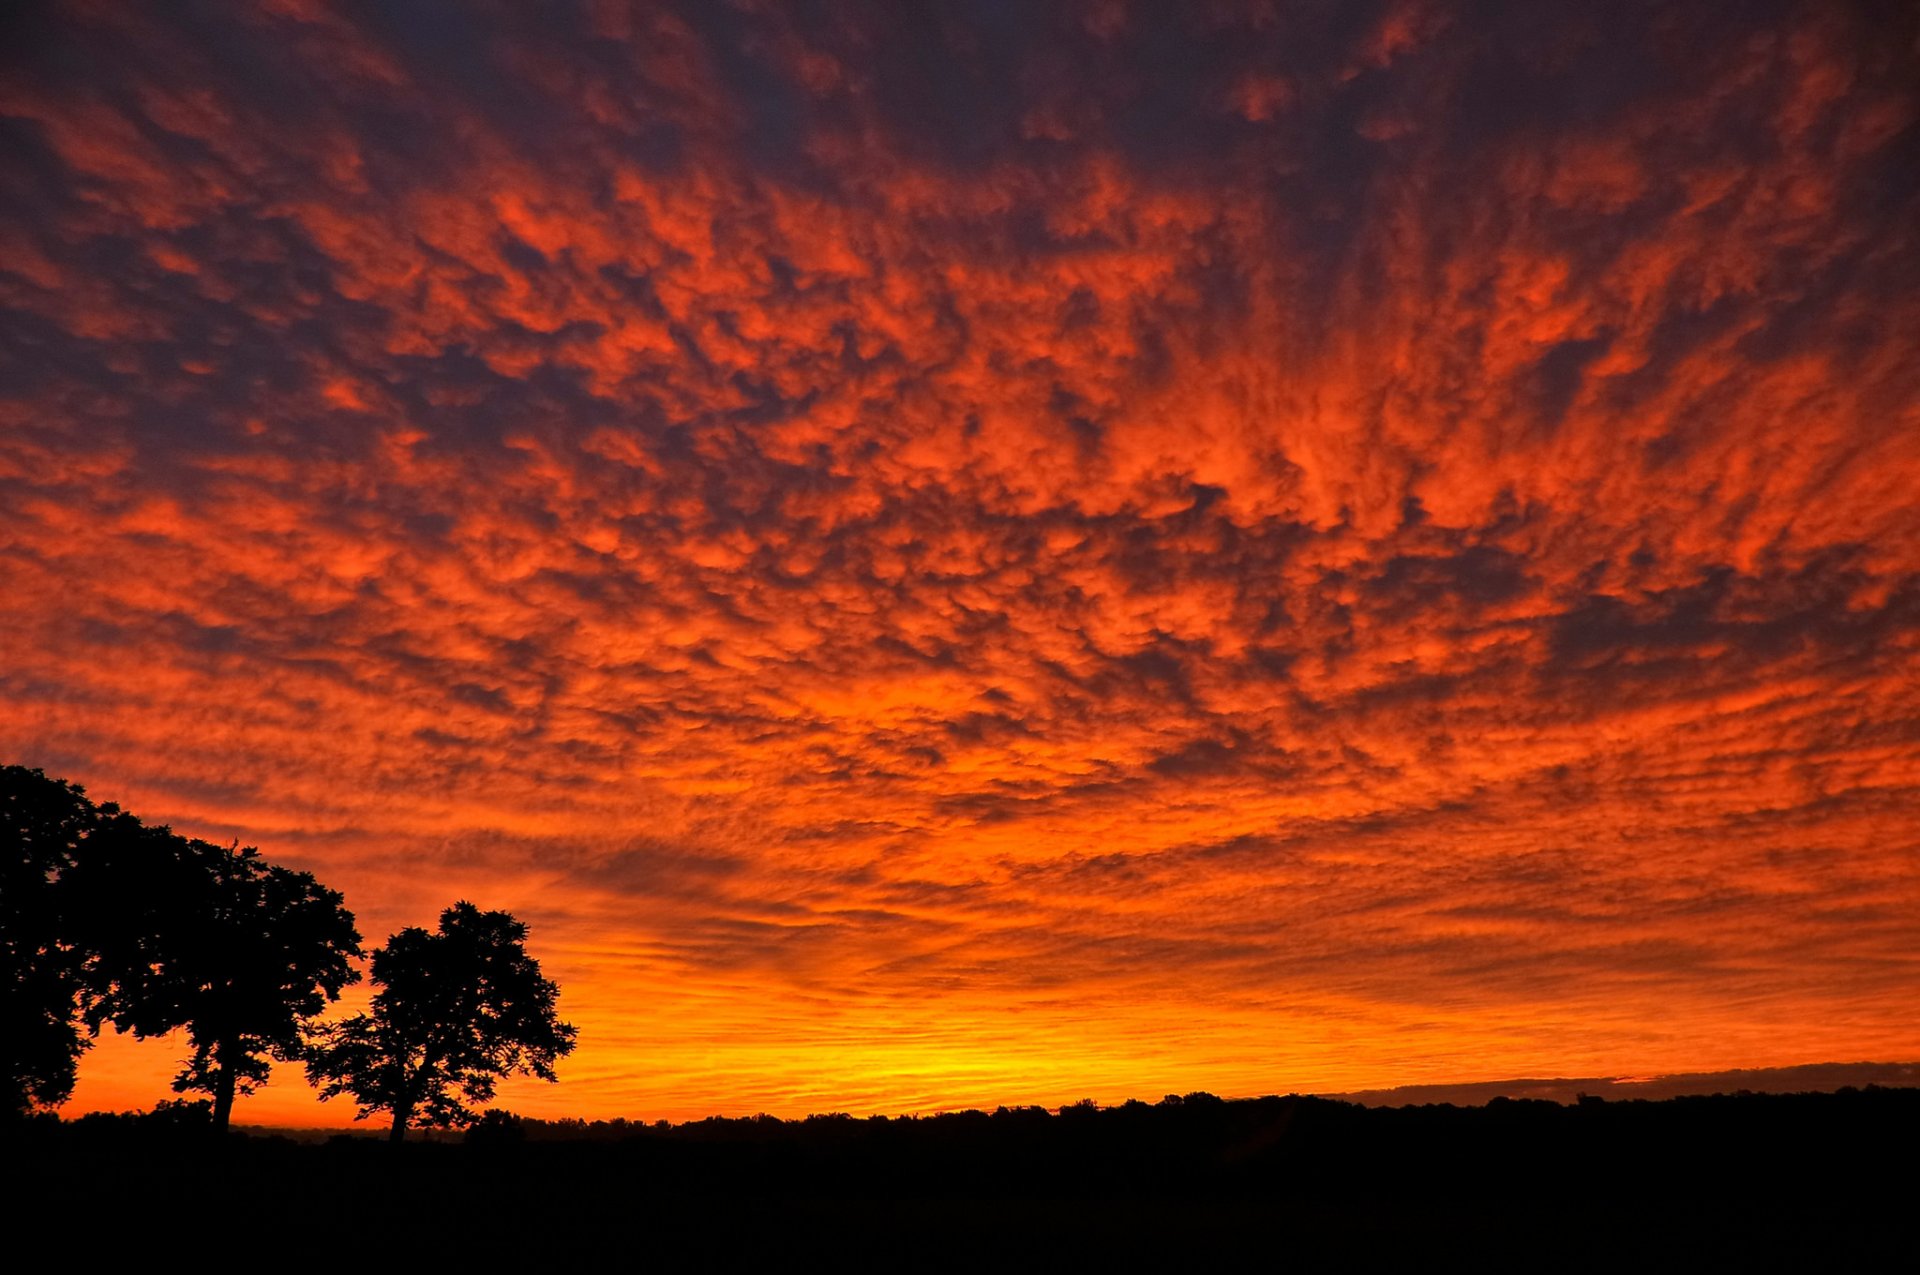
xmin=5 ymin=1 xmax=1917 ymax=1128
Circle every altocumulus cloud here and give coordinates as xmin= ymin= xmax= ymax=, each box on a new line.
xmin=1 ymin=0 xmax=1916 ymax=1122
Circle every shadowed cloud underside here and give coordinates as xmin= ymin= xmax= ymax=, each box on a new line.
xmin=2 ymin=0 xmax=1917 ymax=1123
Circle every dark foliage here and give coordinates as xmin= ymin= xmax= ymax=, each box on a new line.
xmin=1 ymin=766 xmax=108 ymax=1115
xmin=12 ymin=1088 xmax=1916 ymax=1267
xmin=2 ymin=766 xmax=365 ymax=1130
xmin=306 ymin=901 xmax=576 ymax=1140
xmin=68 ymin=826 xmax=363 ymax=1132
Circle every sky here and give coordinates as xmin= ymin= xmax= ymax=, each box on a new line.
xmin=2 ymin=0 xmax=1917 ymax=1127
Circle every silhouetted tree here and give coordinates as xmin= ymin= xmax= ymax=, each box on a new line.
xmin=306 ymin=901 xmax=577 ymax=1142
xmin=71 ymin=828 xmax=362 ymax=1133
xmin=2 ymin=766 xmax=108 ymax=1116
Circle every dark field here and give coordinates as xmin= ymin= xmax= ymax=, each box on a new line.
xmin=16 ymin=1088 xmax=1916 ymax=1269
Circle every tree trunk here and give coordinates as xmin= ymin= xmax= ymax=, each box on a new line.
xmin=390 ymin=1067 xmax=427 ymax=1143
xmin=211 ymin=1045 xmax=236 ymax=1134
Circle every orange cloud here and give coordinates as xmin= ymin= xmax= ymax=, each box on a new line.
xmin=2 ymin=0 xmax=1915 ymax=1126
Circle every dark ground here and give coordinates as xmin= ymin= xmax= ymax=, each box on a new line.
xmin=12 ymin=1087 xmax=1916 ymax=1269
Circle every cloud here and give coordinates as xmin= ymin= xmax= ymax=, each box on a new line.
xmin=2 ymin=0 xmax=1915 ymax=1122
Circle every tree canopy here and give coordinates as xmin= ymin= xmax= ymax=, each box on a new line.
xmin=2 ymin=766 xmax=111 ymax=1116
xmin=7 ymin=768 xmax=579 ymax=1133
xmin=69 ymin=827 xmax=363 ymax=1131
xmin=307 ymin=901 xmax=577 ymax=1141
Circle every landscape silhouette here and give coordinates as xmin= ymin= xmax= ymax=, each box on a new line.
xmin=4 ymin=2 xmax=1917 ymax=1264
xmin=8 ymin=763 xmax=1916 ymax=1265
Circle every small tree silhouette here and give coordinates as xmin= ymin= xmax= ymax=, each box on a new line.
xmin=306 ymin=901 xmax=576 ymax=1142
xmin=74 ymin=829 xmax=362 ymax=1133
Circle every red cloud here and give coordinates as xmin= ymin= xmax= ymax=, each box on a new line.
xmin=2 ymin=1 xmax=1915 ymax=1124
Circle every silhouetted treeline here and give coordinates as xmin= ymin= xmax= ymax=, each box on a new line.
xmin=467 ymin=1085 xmax=1920 ymax=1200
xmin=13 ymin=1088 xmax=1916 ymax=1267
xmin=3 ymin=765 xmax=573 ymax=1136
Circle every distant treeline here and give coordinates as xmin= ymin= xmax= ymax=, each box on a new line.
xmin=34 ymin=1082 xmax=1920 ymax=1196
xmin=437 ymin=1084 xmax=1920 ymax=1202
xmin=17 ymin=1087 xmax=1917 ymax=1266
xmin=3 ymin=765 xmax=573 ymax=1137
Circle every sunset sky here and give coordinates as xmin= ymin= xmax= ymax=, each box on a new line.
xmin=3 ymin=1 xmax=1917 ymax=1127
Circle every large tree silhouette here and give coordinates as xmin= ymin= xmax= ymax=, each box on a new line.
xmin=2 ymin=766 xmax=111 ymax=1116
xmin=73 ymin=830 xmax=362 ymax=1132
xmin=306 ymin=901 xmax=576 ymax=1142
